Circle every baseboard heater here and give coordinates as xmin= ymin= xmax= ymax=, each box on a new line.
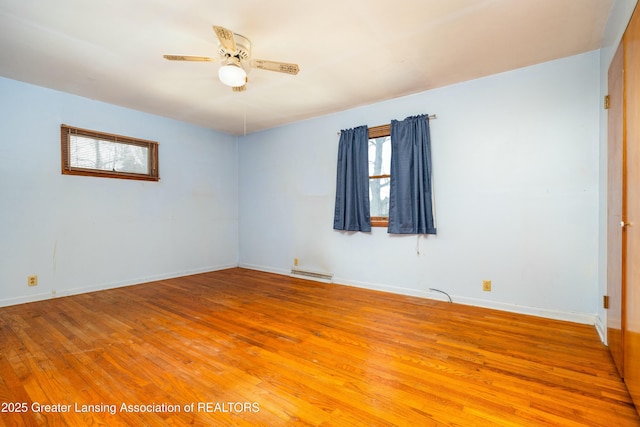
xmin=290 ymin=268 xmax=333 ymax=283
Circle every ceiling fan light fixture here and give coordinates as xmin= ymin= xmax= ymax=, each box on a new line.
xmin=218 ymin=63 xmax=247 ymax=87
xmin=164 ymin=25 xmax=299 ymax=94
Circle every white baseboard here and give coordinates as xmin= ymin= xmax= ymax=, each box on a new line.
xmin=237 ymin=266 xmax=597 ymax=325
xmin=334 ymin=276 xmax=596 ymax=325
xmin=0 ymin=263 xmax=237 ymax=308
xmin=595 ymin=315 xmax=607 ymax=344
xmin=7 ymin=262 xmax=597 ymax=328
xmin=238 ymin=263 xmax=290 ymax=276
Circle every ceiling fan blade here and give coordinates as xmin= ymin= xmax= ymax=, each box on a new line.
xmin=251 ymin=59 xmax=299 ymax=75
xmin=213 ymin=25 xmax=237 ymax=52
xmin=232 ymin=85 xmax=247 ymax=92
xmin=163 ymin=55 xmax=215 ymax=62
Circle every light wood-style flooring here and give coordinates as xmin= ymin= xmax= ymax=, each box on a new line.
xmin=0 ymin=268 xmax=638 ymax=426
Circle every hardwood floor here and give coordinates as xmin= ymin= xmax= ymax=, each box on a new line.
xmin=0 ymin=268 xmax=638 ymax=426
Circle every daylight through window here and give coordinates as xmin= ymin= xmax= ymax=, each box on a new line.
xmin=368 ymin=125 xmax=391 ymax=227
xmin=61 ymin=125 xmax=159 ymax=181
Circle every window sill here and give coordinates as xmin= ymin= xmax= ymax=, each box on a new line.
xmin=371 ymin=218 xmax=388 ymax=228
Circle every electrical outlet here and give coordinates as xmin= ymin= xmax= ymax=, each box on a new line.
xmin=294 ymin=258 xmax=299 ymax=266
xmin=482 ymin=280 xmax=491 ymax=292
xmin=28 ymin=275 xmax=38 ymax=286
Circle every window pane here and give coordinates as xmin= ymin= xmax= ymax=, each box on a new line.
xmin=370 ymin=177 xmax=390 ymax=217
xmin=70 ymin=135 xmax=149 ymax=174
xmin=368 ymin=136 xmax=391 ymax=176
xmin=369 ymin=135 xmax=391 ymax=220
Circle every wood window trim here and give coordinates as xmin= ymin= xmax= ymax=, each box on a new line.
xmin=371 ymin=217 xmax=389 ymax=227
xmin=369 ymin=124 xmax=390 ymax=227
xmin=61 ymin=124 xmax=160 ymax=182
xmin=369 ymin=124 xmax=390 ymax=139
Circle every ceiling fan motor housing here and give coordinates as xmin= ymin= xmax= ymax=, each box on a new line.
xmin=218 ymin=33 xmax=251 ymax=67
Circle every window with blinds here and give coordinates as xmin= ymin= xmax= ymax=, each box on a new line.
xmin=61 ymin=125 xmax=159 ymax=181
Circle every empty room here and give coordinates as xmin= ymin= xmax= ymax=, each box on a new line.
xmin=1 ymin=0 xmax=640 ymax=425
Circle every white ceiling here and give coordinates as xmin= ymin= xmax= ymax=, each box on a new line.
xmin=0 ymin=0 xmax=613 ymax=135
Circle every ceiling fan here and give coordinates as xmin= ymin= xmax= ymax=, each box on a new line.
xmin=163 ymin=25 xmax=300 ymax=92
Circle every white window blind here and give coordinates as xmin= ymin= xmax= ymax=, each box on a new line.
xmin=61 ymin=124 xmax=159 ymax=181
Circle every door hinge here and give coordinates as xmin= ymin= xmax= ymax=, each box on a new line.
xmin=604 ymin=295 xmax=610 ymax=309
xmin=604 ymin=95 xmax=610 ymax=109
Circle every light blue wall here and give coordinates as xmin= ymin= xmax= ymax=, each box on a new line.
xmin=239 ymin=50 xmax=601 ymax=324
xmin=0 ymin=77 xmax=239 ymax=306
